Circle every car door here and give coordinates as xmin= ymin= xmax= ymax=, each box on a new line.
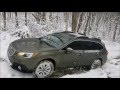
xmin=57 ymin=41 xmax=84 ymax=68
xmin=81 ymin=41 xmax=102 ymax=66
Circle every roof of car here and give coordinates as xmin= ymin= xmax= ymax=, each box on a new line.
xmin=53 ymin=31 xmax=101 ymax=43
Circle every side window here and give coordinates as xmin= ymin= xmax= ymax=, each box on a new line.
xmin=64 ymin=41 xmax=84 ymax=50
xmin=84 ymin=41 xmax=103 ymax=50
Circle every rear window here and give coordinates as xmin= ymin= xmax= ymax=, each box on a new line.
xmin=65 ymin=41 xmax=84 ymax=50
xmin=63 ymin=40 xmax=104 ymax=50
xmin=84 ymin=41 xmax=103 ymax=50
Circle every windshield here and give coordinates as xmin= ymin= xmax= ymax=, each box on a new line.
xmin=41 ymin=35 xmax=63 ymax=48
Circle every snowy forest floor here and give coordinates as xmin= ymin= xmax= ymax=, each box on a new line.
xmin=0 ymin=31 xmax=120 ymax=78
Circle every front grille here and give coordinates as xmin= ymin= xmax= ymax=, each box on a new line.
xmin=8 ymin=45 xmax=16 ymax=56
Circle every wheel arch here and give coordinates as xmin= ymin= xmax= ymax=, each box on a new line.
xmin=97 ymin=58 xmax=103 ymax=65
xmin=40 ymin=58 xmax=56 ymax=70
xmin=33 ymin=58 xmax=56 ymax=78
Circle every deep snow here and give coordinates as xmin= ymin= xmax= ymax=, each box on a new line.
xmin=0 ymin=31 xmax=120 ymax=78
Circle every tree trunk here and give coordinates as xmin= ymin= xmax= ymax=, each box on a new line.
xmin=77 ymin=12 xmax=84 ymax=32
xmin=8 ymin=12 xmax=12 ymax=19
xmin=3 ymin=12 xmax=6 ymax=31
xmin=49 ymin=12 xmax=53 ymax=22
xmin=113 ymin=24 xmax=118 ymax=41
xmin=41 ymin=12 xmax=46 ymax=25
xmin=25 ymin=12 xmax=27 ymax=26
xmin=72 ymin=12 xmax=79 ymax=33
xmin=32 ymin=12 xmax=41 ymax=24
xmin=64 ymin=12 xmax=69 ymax=31
xmin=86 ymin=12 xmax=93 ymax=35
xmin=15 ymin=12 xmax=19 ymax=28
xmin=83 ymin=13 xmax=91 ymax=36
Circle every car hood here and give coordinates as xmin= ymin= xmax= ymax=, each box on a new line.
xmin=11 ymin=38 xmax=56 ymax=52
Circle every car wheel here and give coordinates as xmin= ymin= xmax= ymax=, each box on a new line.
xmin=91 ymin=59 xmax=102 ymax=69
xmin=34 ymin=60 xmax=54 ymax=78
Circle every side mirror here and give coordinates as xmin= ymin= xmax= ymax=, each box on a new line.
xmin=66 ymin=47 xmax=73 ymax=53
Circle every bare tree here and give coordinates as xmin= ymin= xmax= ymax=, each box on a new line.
xmin=56 ymin=12 xmax=59 ymax=23
xmin=72 ymin=12 xmax=79 ymax=33
xmin=113 ymin=24 xmax=117 ymax=41
xmin=77 ymin=12 xmax=84 ymax=32
xmin=0 ymin=12 xmax=120 ymax=42
xmin=32 ymin=12 xmax=41 ymax=24
xmin=113 ymin=17 xmax=119 ymax=41
xmin=41 ymin=12 xmax=46 ymax=25
xmin=64 ymin=12 xmax=69 ymax=31
xmin=25 ymin=12 xmax=27 ymax=26
xmin=49 ymin=12 xmax=53 ymax=22
xmin=86 ymin=12 xmax=93 ymax=35
xmin=8 ymin=12 xmax=12 ymax=19
xmin=3 ymin=12 xmax=6 ymax=30
xmin=83 ymin=13 xmax=91 ymax=36
xmin=15 ymin=12 xmax=19 ymax=28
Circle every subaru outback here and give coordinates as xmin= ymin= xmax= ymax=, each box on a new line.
xmin=8 ymin=31 xmax=108 ymax=78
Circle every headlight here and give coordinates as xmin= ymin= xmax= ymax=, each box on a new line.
xmin=17 ymin=52 xmax=37 ymax=58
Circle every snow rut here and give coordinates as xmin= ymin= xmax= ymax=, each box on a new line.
xmin=0 ymin=58 xmax=33 ymax=78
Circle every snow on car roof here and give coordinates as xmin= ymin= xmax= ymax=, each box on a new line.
xmin=69 ymin=33 xmax=85 ymax=37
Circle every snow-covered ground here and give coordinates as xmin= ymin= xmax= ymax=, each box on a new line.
xmin=0 ymin=31 xmax=120 ymax=78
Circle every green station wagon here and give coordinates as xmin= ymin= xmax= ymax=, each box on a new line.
xmin=8 ymin=31 xmax=108 ymax=78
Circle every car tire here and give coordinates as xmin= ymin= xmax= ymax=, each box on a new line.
xmin=34 ymin=60 xmax=54 ymax=78
xmin=91 ymin=59 xmax=102 ymax=69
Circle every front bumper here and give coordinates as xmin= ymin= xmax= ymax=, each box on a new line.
xmin=11 ymin=62 xmax=33 ymax=73
xmin=7 ymin=44 xmax=41 ymax=73
xmin=8 ymin=50 xmax=40 ymax=72
xmin=8 ymin=55 xmax=39 ymax=73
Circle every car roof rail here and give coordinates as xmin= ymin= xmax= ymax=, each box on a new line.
xmin=61 ymin=31 xmax=74 ymax=33
xmin=91 ymin=38 xmax=101 ymax=42
xmin=78 ymin=33 xmax=85 ymax=35
xmin=77 ymin=36 xmax=89 ymax=39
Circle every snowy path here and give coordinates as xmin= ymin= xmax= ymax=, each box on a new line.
xmin=61 ymin=58 xmax=120 ymax=78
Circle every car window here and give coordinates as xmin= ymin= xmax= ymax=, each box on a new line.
xmin=41 ymin=35 xmax=63 ymax=48
xmin=84 ymin=41 xmax=103 ymax=50
xmin=65 ymin=41 xmax=85 ymax=50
